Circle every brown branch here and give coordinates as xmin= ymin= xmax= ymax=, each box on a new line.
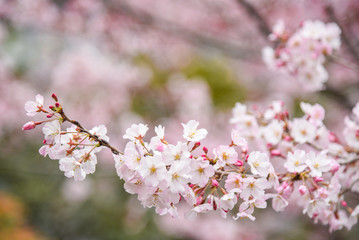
xmin=59 ymin=110 xmax=123 ymax=155
xmin=320 ymin=84 xmax=354 ymax=110
xmin=235 ymin=0 xmax=272 ymax=39
xmin=325 ymin=5 xmax=359 ymax=65
xmin=107 ymin=0 xmax=254 ymax=59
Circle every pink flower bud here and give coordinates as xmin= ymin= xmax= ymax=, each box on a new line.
xmin=283 ymin=110 xmax=289 ymax=118
xmin=267 ymin=143 xmax=272 ymax=149
xmin=313 ymin=176 xmax=324 ymax=182
xmin=330 ymin=162 xmax=340 ymax=172
xmin=282 ymin=185 xmax=293 ymax=199
xmin=156 ymin=144 xmax=164 ymax=152
xmin=317 ymin=188 xmax=328 ymax=199
xmin=234 ymin=160 xmax=243 ymax=167
xmin=191 ymin=142 xmax=201 ymax=152
xmin=203 ymin=146 xmax=208 ymax=154
xmin=284 ymin=136 xmax=291 ymax=141
xmin=55 ymin=102 xmax=60 ymax=108
xmin=341 ymin=200 xmax=347 ymax=207
xmin=276 ymin=185 xmax=284 ymax=193
xmin=211 ymin=179 xmax=219 ymax=187
xmin=196 ymin=196 xmax=203 ymax=205
xmin=298 ymin=185 xmax=307 ymax=195
xmin=213 ymin=199 xmax=218 ymax=210
xmin=270 ymin=149 xmax=281 ymax=157
xmin=52 ymin=93 xmax=58 ymax=102
xmin=47 ymin=113 xmax=54 ymax=118
xmin=328 ymin=131 xmax=339 ymax=143
xmin=22 ymin=121 xmax=36 ymax=130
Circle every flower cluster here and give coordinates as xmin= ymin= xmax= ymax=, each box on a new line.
xmin=230 ymin=100 xmax=359 ymax=231
xmin=262 ymin=20 xmax=341 ymax=91
xmin=23 ymin=94 xmax=109 ymax=181
xmin=23 ymin=94 xmax=359 ymax=232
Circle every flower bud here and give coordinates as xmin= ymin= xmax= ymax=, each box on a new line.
xmin=191 ymin=142 xmax=201 ymax=151
xmin=49 ymin=105 xmax=56 ymax=111
xmin=52 ymin=93 xmax=58 ymax=102
xmin=330 ymin=162 xmax=340 ymax=172
xmin=234 ymin=160 xmax=243 ymax=167
xmin=313 ymin=176 xmax=324 ymax=182
xmin=22 ymin=121 xmax=36 ymax=130
xmin=284 ymin=136 xmax=292 ymax=141
xmin=270 ymin=149 xmax=282 ymax=157
xmin=328 ymin=131 xmax=339 ymax=143
xmin=211 ymin=179 xmax=219 ymax=187
xmin=203 ymin=146 xmax=208 ymax=154
xmin=196 ymin=196 xmax=203 ymax=205
xmin=298 ymin=185 xmax=307 ymax=195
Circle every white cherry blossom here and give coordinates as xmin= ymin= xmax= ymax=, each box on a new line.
xmin=305 ymin=151 xmax=332 ymax=177
xmin=182 ymin=120 xmax=208 ymax=142
xmin=123 ymin=123 xmax=149 ymax=141
xmin=24 ymin=94 xmax=44 ymax=116
xmin=284 ymin=150 xmax=307 ymax=173
xmin=291 ymin=118 xmax=316 ymax=144
xmin=247 ymin=151 xmax=271 ymax=177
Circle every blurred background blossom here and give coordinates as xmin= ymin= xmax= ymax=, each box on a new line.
xmin=1 ymin=0 xmax=359 ymax=239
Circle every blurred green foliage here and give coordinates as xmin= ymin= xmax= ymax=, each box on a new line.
xmin=183 ymin=58 xmax=246 ymax=109
xmin=131 ymin=55 xmax=246 ymax=121
xmin=0 ymin=131 xmax=179 ymax=240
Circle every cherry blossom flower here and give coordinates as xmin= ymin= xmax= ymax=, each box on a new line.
xmin=291 ymin=118 xmax=316 ymax=144
xmin=213 ymin=145 xmax=238 ymax=168
xmin=190 ymin=157 xmax=215 ymax=187
xmin=137 ymin=154 xmax=167 ymax=187
xmin=24 ymin=94 xmax=44 ymax=116
xmin=247 ymin=151 xmax=271 ymax=177
xmin=167 ymin=160 xmax=191 ymax=193
xmin=182 ymin=120 xmax=208 ymax=142
xmin=225 ymin=173 xmax=243 ymax=192
xmin=261 ymin=119 xmax=284 ymax=145
xmin=123 ymin=123 xmax=149 ymax=141
xmin=305 ymin=151 xmax=332 ymax=177
xmin=219 ymin=192 xmax=238 ymax=211
xmin=59 ymin=157 xmax=86 ymax=181
xmin=284 ymin=149 xmax=307 ymax=173
xmin=300 ymin=102 xmax=325 ymax=126
xmin=231 ymin=129 xmax=248 ymax=151
xmin=240 ymin=177 xmax=269 ymax=201
xmin=42 ymin=120 xmax=61 ymax=143
xmin=270 ymin=194 xmax=289 ymax=212
xmin=343 ymin=117 xmax=359 ymax=149
xmin=162 ymin=142 xmax=191 ymax=165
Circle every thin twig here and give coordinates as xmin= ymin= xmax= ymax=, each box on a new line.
xmin=235 ymin=0 xmax=272 ymax=39
xmin=320 ymin=84 xmax=354 ymax=110
xmin=59 ymin=110 xmax=123 ymax=155
xmin=107 ymin=0 xmax=253 ymax=60
xmin=325 ymin=5 xmax=359 ymax=65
